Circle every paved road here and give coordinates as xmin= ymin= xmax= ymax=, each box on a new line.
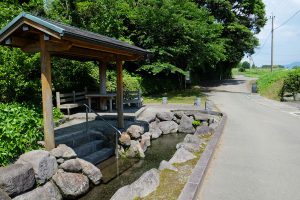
xmin=197 ymin=76 xmax=300 ymax=200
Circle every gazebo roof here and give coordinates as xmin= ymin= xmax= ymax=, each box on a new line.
xmin=0 ymin=12 xmax=148 ymax=61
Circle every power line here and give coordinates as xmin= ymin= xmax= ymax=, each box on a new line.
xmin=274 ymin=9 xmax=300 ymax=30
xmin=254 ymin=31 xmax=271 ymax=57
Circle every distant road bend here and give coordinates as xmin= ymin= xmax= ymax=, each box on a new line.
xmin=197 ymin=75 xmax=300 ymax=200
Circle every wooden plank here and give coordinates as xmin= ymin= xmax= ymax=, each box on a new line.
xmin=24 ymin=19 xmax=61 ymax=40
xmin=59 ymin=93 xmax=73 ymax=98
xmin=40 ymin=34 xmax=55 ymax=150
xmin=22 ymin=40 xmax=72 ymax=53
xmin=75 ymin=91 xmax=86 ymax=95
xmin=60 ymin=97 xmax=74 ymax=103
xmin=116 ymin=59 xmax=124 ymax=128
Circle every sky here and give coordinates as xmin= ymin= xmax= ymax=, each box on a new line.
xmin=249 ymin=0 xmax=300 ymax=67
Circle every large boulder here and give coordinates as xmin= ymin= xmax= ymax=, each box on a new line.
xmin=194 ymin=125 xmax=213 ymax=135
xmin=16 ymin=150 xmax=57 ymax=184
xmin=50 ymin=144 xmax=77 ymax=160
xmin=119 ymin=132 xmax=131 ymax=146
xmin=0 ymin=164 xmax=35 ymax=197
xmin=149 ymin=122 xmax=163 ymax=139
xmin=158 ymin=160 xmax=178 ymax=171
xmin=126 ymin=140 xmax=145 ymax=158
xmin=176 ymin=142 xmax=200 ymax=153
xmin=140 ymin=134 xmax=151 ymax=152
xmin=193 ymin=113 xmax=211 ymax=121
xmin=111 ymin=168 xmax=159 ymax=200
xmin=158 ymin=121 xmax=179 ymax=134
xmin=13 ymin=181 xmax=62 ymax=200
xmin=59 ymin=159 xmax=82 ymax=173
xmin=183 ymin=134 xmax=202 ymax=146
xmin=0 ymin=189 xmax=11 ymax=200
xmin=174 ymin=111 xmax=184 ymax=119
xmin=178 ymin=115 xmax=195 ymax=134
xmin=126 ymin=125 xmax=144 ymax=139
xmin=77 ymin=158 xmax=102 ymax=185
xmin=138 ymin=112 xmax=156 ymax=123
xmin=156 ymin=112 xmax=174 ymax=121
xmin=169 ymin=147 xmax=196 ymax=164
xmin=52 ymin=171 xmax=89 ymax=199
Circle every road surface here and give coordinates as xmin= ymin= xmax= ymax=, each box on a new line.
xmin=197 ymin=76 xmax=300 ymax=200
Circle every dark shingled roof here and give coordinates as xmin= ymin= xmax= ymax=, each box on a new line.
xmin=0 ymin=12 xmax=148 ymax=55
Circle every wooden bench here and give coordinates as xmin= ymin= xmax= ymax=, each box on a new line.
xmin=56 ymin=90 xmax=87 ymax=116
xmin=123 ymin=90 xmax=143 ymax=108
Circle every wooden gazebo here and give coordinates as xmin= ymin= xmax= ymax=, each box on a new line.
xmin=0 ymin=12 xmax=148 ymax=150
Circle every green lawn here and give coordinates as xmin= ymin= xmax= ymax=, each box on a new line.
xmin=144 ymin=87 xmax=206 ymax=105
xmin=232 ymin=68 xmax=286 ymax=78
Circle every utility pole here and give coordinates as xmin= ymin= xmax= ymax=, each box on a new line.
xmin=271 ymin=15 xmax=275 ymax=72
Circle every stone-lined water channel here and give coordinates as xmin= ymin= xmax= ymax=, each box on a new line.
xmin=80 ymin=133 xmax=186 ymax=200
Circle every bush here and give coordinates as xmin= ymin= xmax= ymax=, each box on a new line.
xmin=282 ymin=69 xmax=300 ymax=100
xmin=0 ymin=103 xmax=43 ymax=166
xmin=238 ymin=67 xmax=245 ymax=72
xmin=0 ymin=103 xmax=64 ymax=166
xmin=106 ymin=70 xmax=142 ymax=92
xmin=192 ymin=120 xmax=201 ymax=127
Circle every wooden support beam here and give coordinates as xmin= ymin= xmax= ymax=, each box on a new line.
xmin=40 ymin=34 xmax=55 ymax=150
xmin=116 ymin=59 xmax=124 ymax=128
xmin=99 ymin=61 xmax=107 ymax=110
xmin=22 ymin=40 xmax=72 ymax=53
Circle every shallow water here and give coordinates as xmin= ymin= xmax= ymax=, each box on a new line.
xmin=80 ymin=133 xmax=186 ymax=200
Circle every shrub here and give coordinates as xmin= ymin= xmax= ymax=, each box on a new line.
xmin=238 ymin=67 xmax=245 ymax=72
xmin=192 ymin=120 xmax=201 ymax=127
xmin=0 ymin=103 xmax=43 ymax=166
xmin=0 ymin=103 xmax=64 ymax=166
xmin=282 ymin=69 xmax=300 ymax=100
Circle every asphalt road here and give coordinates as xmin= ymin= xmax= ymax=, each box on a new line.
xmin=197 ymin=76 xmax=300 ymax=200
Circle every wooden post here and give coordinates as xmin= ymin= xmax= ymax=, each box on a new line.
xmin=40 ymin=34 xmax=55 ymax=150
xmin=99 ymin=61 xmax=107 ymax=110
xmin=116 ymin=59 xmax=124 ymax=128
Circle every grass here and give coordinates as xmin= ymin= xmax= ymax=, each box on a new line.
xmin=232 ymin=67 xmax=286 ymax=78
xmin=143 ymin=87 xmax=206 ymax=105
xmin=140 ymin=134 xmax=211 ymax=200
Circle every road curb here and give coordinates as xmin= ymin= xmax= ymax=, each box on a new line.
xmin=177 ymin=112 xmax=227 ymax=200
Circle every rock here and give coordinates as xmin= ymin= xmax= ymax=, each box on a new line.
xmin=156 ymin=112 xmax=174 ymax=121
xmin=194 ymin=125 xmax=213 ymax=135
xmin=130 ymin=168 xmax=160 ymax=198
xmin=149 ymin=122 xmax=163 ymax=139
xmin=209 ymin=122 xmax=219 ymax=131
xmin=169 ymin=147 xmax=196 ymax=164
xmin=57 ymin=158 xmax=64 ymax=164
xmin=140 ymin=134 xmax=151 ymax=152
xmin=143 ymin=132 xmax=152 ymax=138
xmin=119 ymin=132 xmax=131 ymax=146
xmin=0 ymin=164 xmax=35 ymax=197
xmin=174 ymin=111 xmax=184 ymax=119
xmin=0 ymin=188 xmax=11 ymax=200
xmin=16 ymin=150 xmax=58 ymax=184
xmin=77 ymin=158 xmax=102 ymax=185
xmin=158 ymin=160 xmax=178 ymax=171
xmin=13 ymin=181 xmax=62 ymax=200
xmin=111 ymin=168 xmax=159 ymax=200
xmin=59 ymin=159 xmax=82 ymax=173
xmin=126 ymin=125 xmax=144 ymax=139
xmin=126 ymin=140 xmax=145 ymax=158
xmin=193 ymin=113 xmax=211 ymax=121
xmin=52 ymin=171 xmax=89 ymax=199
xmin=158 ymin=121 xmax=179 ymax=134
xmin=50 ymin=144 xmax=77 ymax=159
xmin=184 ymin=134 xmax=202 ymax=146
xmin=178 ymin=115 xmax=195 ymax=134
xmin=176 ymin=142 xmax=200 ymax=153
xmin=138 ymin=112 xmax=156 ymax=123
xmin=173 ymin=117 xmax=181 ymax=124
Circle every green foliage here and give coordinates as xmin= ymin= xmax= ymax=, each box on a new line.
xmin=192 ymin=120 xmax=201 ymax=127
xmin=106 ymin=69 xmax=142 ymax=92
xmin=0 ymin=103 xmax=43 ymax=166
xmin=242 ymin=61 xmax=250 ymax=69
xmin=282 ymin=69 xmax=300 ymax=100
xmin=238 ymin=67 xmax=245 ymax=72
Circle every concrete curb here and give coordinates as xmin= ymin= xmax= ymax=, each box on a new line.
xmin=177 ymin=112 xmax=227 ymax=200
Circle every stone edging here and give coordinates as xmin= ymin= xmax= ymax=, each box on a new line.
xmin=177 ymin=112 xmax=227 ymax=200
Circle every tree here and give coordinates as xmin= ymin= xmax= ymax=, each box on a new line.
xmin=194 ymin=0 xmax=267 ymax=79
xmin=242 ymin=61 xmax=250 ymax=69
